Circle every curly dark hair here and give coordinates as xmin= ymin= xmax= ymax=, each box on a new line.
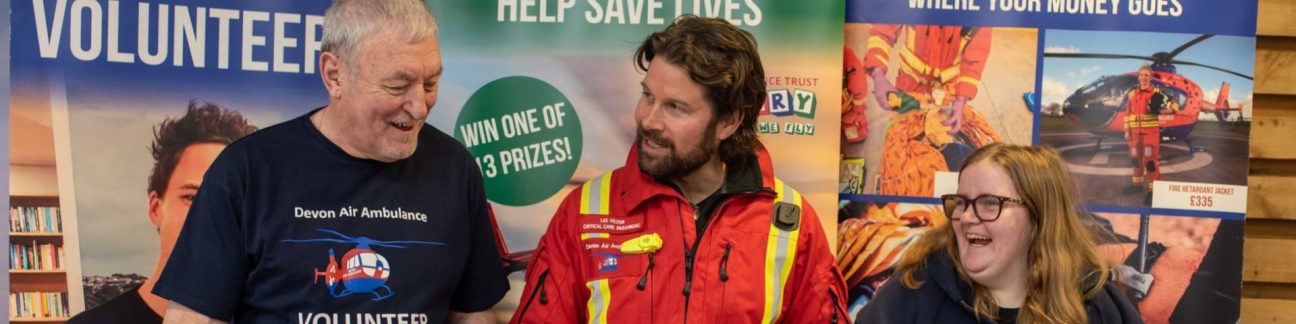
xmin=147 ymin=100 xmax=258 ymax=196
xmin=634 ymin=15 xmax=766 ymax=163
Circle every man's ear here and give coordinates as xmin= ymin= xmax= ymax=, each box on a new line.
xmin=715 ymin=110 xmax=742 ymax=141
xmin=148 ymin=191 xmax=163 ymax=229
xmin=319 ymin=52 xmax=345 ymax=99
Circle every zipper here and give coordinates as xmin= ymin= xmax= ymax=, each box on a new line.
xmin=683 ymin=247 xmax=696 ymax=297
xmin=516 ymin=269 xmax=550 ymax=320
xmin=718 ymin=243 xmax=732 ymax=282
xmin=679 ymin=200 xmax=699 ymax=322
xmin=679 ymin=189 xmax=776 ymax=323
xmin=637 ymin=252 xmax=656 ymax=290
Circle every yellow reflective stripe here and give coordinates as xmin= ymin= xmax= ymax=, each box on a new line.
xmin=579 ymin=173 xmax=614 ymax=215
xmin=586 ymin=279 xmax=611 ymax=324
xmin=867 ymin=36 xmax=892 ymax=57
xmin=956 ymin=75 xmax=979 ymax=88
xmin=598 ymin=173 xmax=612 ymax=214
xmin=579 ymin=180 xmax=593 ymax=214
xmin=898 ymin=49 xmax=961 ymax=87
xmin=580 ymin=233 xmax=610 ymax=240
xmin=1123 ymin=116 xmax=1160 ymax=127
xmin=904 ymin=26 xmax=916 ymax=51
xmin=899 ymin=48 xmax=927 ymax=76
xmin=870 ymin=54 xmax=890 ymax=69
xmin=938 ymin=66 xmax=962 ymax=85
xmin=761 ymin=234 xmax=781 ymax=323
xmin=762 ymin=179 xmax=802 ymax=323
xmin=954 ymin=32 xmax=971 ymax=65
xmin=774 ymin=178 xmax=786 ymax=201
xmin=894 ymin=38 xmax=964 ymax=87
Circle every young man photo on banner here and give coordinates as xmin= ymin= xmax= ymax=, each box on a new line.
xmin=511 ymin=16 xmax=850 ymax=323
xmin=67 ymin=103 xmax=258 ymax=324
xmin=152 ymin=0 xmax=509 ymax=323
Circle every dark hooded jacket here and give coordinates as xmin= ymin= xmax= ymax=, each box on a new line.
xmin=856 ymin=250 xmax=1143 ymax=324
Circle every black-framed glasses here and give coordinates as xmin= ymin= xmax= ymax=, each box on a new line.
xmin=939 ymin=194 xmax=1025 ymax=222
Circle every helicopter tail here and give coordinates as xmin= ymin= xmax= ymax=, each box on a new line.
xmin=1205 ymin=82 xmax=1235 ymax=113
xmin=1214 ymin=82 xmax=1231 ymax=110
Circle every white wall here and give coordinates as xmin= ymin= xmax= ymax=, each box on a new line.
xmin=10 ymin=164 xmax=59 ymax=196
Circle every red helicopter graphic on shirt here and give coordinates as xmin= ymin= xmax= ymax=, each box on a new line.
xmin=282 ymin=228 xmax=445 ymax=301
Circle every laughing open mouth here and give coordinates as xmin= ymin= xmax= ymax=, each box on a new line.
xmin=390 ymin=121 xmax=414 ymax=131
xmin=967 ymin=233 xmax=992 ymax=245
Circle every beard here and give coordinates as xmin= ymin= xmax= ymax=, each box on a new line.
xmin=370 ymin=130 xmax=419 ymax=162
xmin=636 ymin=122 xmax=719 ymax=179
xmin=376 ymin=143 xmax=417 ymax=162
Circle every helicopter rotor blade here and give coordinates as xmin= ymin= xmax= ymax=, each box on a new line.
xmin=315 ymin=228 xmax=356 ymax=240
xmin=1167 ymin=34 xmax=1213 ymax=60
xmin=281 ymin=238 xmax=355 ymax=244
xmin=1045 ymin=52 xmax=1253 ymax=80
xmin=1042 ymin=52 xmax=1155 ymax=61
xmin=368 ymin=240 xmax=447 ymax=249
xmin=367 ymin=243 xmax=407 ymax=249
xmin=1168 ymin=60 xmax=1254 ymax=80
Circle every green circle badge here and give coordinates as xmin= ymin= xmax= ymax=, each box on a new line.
xmin=454 ymin=76 xmax=583 ymax=206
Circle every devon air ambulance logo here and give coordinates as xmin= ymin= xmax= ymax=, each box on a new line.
xmin=595 ymin=252 xmax=620 ymax=272
xmin=282 ymin=228 xmax=444 ymax=301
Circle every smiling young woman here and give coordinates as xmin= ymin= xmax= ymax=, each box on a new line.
xmin=857 ymin=143 xmax=1143 ymax=324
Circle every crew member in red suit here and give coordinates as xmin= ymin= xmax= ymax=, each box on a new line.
xmin=511 ymin=16 xmax=849 ymax=324
xmin=843 ymin=46 xmax=870 ymax=143
xmin=1125 ymin=65 xmax=1177 ymax=190
xmin=863 ymin=24 xmax=1002 ymax=196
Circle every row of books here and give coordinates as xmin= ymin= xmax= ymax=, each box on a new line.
xmin=8 ymin=291 xmax=69 ymax=319
xmin=10 ymin=206 xmax=63 ymax=233
xmin=9 ymin=241 xmax=65 ymax=271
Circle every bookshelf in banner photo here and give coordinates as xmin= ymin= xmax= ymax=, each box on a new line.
xmin=11 ymin=203 xmax=66 ymax=271
xmin=9 ymin=292 xmax=71 ymax=321
xmin=11 ymin=205 xmax=64 ymax=233
xmin=9 ymin=195 xmax=71 ymax=323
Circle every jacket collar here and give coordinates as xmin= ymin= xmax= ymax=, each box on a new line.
xmin=618 ymin=141 xmax=777 ymax=214
xmin=925 ymin=249 xmax=1140 ymax=323
xmin=925 ymin=250 xmax=978 ymax=308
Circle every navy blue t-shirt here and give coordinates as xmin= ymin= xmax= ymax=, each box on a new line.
xmin=154 ymin=111 xmax=509 ymax=323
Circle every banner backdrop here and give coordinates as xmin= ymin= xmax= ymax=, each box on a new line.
xmin=2 ymin=0 xmax=11 ymax=320
xmin=433 ymin=0 xmax=845 ymax=313
xmin=9 ymin=0 xmax=843 ymax=319
xmin=836 ymin=0 xmax=1254 ymax=323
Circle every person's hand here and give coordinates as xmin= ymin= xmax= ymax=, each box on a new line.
xmin=1097 ymin=243 xmax=1205 ymax=324
xmin=870 ymin=69 xmax=897 ymax=110
xmin=1139 ymin=246 xmax=1204 ymax=323
xmin=1160 ymin=105 xmax=1176 ymax=115
xmin=942 ymin=96 xmax=967 ymax=135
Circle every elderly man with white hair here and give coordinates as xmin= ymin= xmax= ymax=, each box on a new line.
xmin=154 ymin=1 xmax=509 ymax=323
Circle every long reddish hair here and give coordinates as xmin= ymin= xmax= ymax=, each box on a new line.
xmin=893 ymin=143 xmax=1112 ymax=323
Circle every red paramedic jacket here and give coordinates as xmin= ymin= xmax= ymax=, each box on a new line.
xmin=511 ymin=143 xmax=850 ymax=324
xmin=863 ymin=24 xmax=993 ymax=100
